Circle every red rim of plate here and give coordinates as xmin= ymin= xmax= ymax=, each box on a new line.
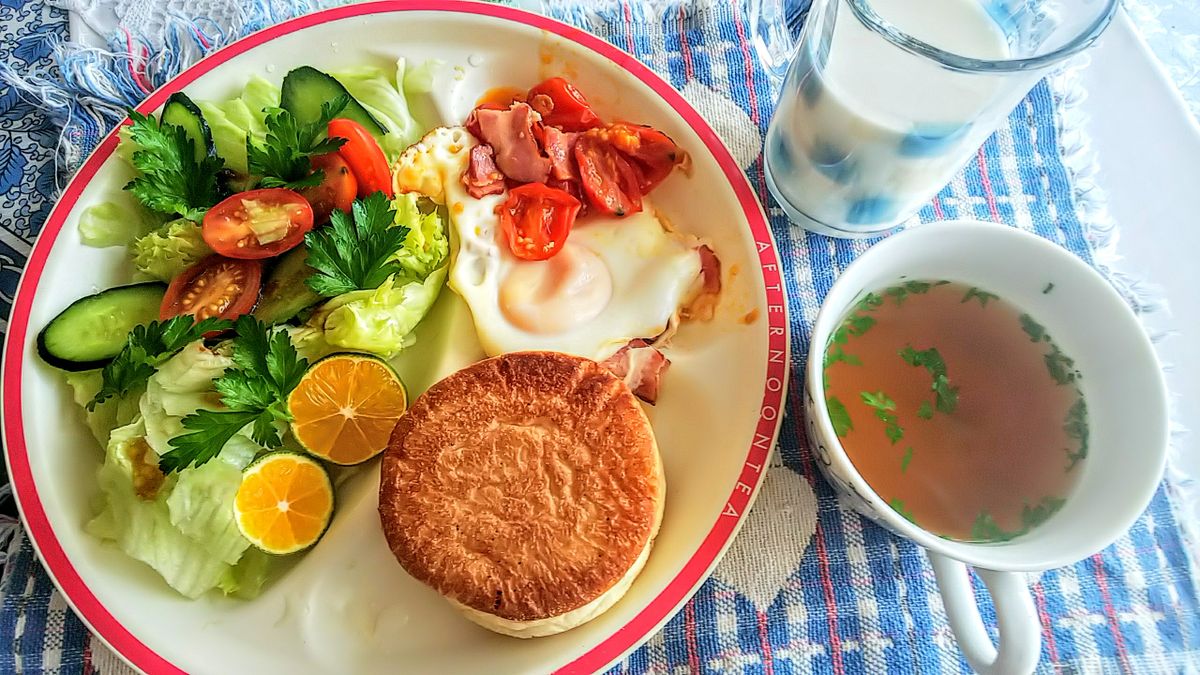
xmin=0 ymin=2 xmax=790 ymax=673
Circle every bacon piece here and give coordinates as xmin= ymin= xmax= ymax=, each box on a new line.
xmin=541 ymin=126 xmax=579 ymax=182
xmin=474 ymin=102 xmax=552 ymax=184
xmin=463 ymin=144 xmax=506 ymax=198
xmin=528 ymin=93 xmax=554 ymax=118
xmin=602 ymin=339 xmax=671 ymax=405
xmin=682 ymin=244 xmax=722 ymax=321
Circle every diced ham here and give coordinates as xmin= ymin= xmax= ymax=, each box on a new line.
xmin=463 ymin=144 xmax=506 ymax=198
xmin=602 ymin=339 xmax=671 ymax=405
xmin=682 ymin=244 xmax=722 ymax=321
xmin=541 ymin=126 xmax=578 ymax=182
xmin=475 ymin=102 xmax=551 ymax=184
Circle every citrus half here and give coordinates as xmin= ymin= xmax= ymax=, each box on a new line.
xmin=234 ymin=452 xmax=334 ymax=555
xmin=288 ymin=353 xmax=408 ymax=465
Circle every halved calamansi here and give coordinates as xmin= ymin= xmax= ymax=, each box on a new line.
xmin=233 ymin=452 xmax=334 ymax=555
xmin=287 ymin=353 xmax=408 ymax=465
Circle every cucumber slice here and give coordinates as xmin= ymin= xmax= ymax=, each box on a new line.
xmin=161 ymin=92 xmax=214 ymax=162
xmin=37 ymin=282 xmax=167 ymax=372
xmin=253 ymin=247 xmax=324 ymax=325
xmin=280 ymin=66 xmax=386 ymax=137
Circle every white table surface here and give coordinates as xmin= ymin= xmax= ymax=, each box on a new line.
xmin=1079 ymin=12 xmax=1200 ymax=522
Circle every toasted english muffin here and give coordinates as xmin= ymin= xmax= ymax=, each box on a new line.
xmin=378 ymin=351 xmax=665 ymax=637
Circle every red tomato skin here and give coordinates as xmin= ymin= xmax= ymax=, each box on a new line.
xmin=202 ymin=188 xmax=314 ymax=259
xmin=527 ymin=77 xmax=603 ymax=131
xmin=328 ymin=118 xmax=394 ymax=198
xmin=302 ymin=153 xmax=357 ymax=224
xmin=498 ymin=183 xmax=581 ymax=261
xmin=607 ymin=122 xmax=686 ymax=192
xmin=574 ymin=133 xmax=643 ymax=217
xmin=160 ymin=255 xmax=262 ymax=323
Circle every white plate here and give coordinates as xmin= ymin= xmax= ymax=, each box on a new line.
xmin=1 ymin=2 xmax=790 ymax=673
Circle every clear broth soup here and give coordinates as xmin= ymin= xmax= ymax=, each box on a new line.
xmin=822 ymin=280 xmax=1087 ymax=542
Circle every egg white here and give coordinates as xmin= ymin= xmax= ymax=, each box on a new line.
xmin=395 ymin=127 xmax=702 ymax=361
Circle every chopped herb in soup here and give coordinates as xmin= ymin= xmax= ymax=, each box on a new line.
xmin=822 ymin=280 xmax=1086 ymax=543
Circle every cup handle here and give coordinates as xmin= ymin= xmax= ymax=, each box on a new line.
xmin=929 ymin=553 xmax=1041 ymax=675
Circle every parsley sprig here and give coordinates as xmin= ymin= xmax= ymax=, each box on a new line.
xmin=889 ymin=498 xmax=917 ymax=524
xmin=970 ymin=496 xmax=1066 ymax=542
xmin=1063 ymin=396 xmax=1089 ymax=471
xmin=900 ymin=345 xmax=959 ymax=415
xmin=88 ymin=316 xmax=231 ymax=411
xmin=248 ymin=96 xmax=348 ymax=190
xmin=160 ymin=317 xmax=308 ymax=474
xmin=124 ymin=110 xmax=225 ymax=221
xmin=861 ymin=391 xmax=904 ymax=444
xmin=961 ymin=287 xmax=999 ymax=307
xmin=304 ymin=191 xmax=410 ymax=296
xmin=827 ymin=395 xmax=853 ymax=437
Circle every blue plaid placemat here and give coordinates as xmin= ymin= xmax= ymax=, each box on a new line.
xmin=1 ymin=1 xmax=1199 ymax=673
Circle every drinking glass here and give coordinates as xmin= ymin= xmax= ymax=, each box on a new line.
xmin=751 ymin=0 xmax=1119 ymax=237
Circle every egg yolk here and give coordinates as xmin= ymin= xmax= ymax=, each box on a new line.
xmin=499 ymin=244 xmax=613 ymax=334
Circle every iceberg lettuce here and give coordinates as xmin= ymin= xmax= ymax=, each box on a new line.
xmin=77 ymin=193 xmax=162 ymax=248
xmin=87 ymin=345 xmax=271 ymax=599
xmin=140 ymin=341 xmax=233 ymax=457
xmin=63 ymin=370 xmax=140 ymax=446
xmin=131 ymin=219 xmax=212 ymax=282
xmin=333 ymin=58 xmax=429 ymax=160
xmin=319 ymin=264 xmax=447 ymax=355
xmin=196 ymin=75 xmax=280 ymax=175
xmin=190 ymin=60 xmax=433 ymax=175
xmin=390 ymin=193 xmax=449 ymax=280
xmin=86 ymin=418 xmax=260 ymax=599
xmin=304 ymin=193 xmax=449 ymax=357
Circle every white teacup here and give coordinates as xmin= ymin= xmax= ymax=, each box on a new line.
xmin=803 ymin=220 xmax=1169 ymax=674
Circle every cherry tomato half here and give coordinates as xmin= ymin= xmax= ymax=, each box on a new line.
xmin=546 ymin=177 xmax=588 ymax=217
xmin=527 ymin=77 xmax=603 ymax=131
xmin=497 ymin=183 xmax=581 ymax=261
xmin=202 ymin=188 xmax=314 ymax=259
xmin=328 ymin=118 xmax=394 ymax=198
xmin=574 ymin=133 xmax=643 ymax=217
xmin=301 ymin=153 xmax=357 ymax=225
xmin=160 ymin=255 xmax=262 ymax=322
xmin=607 ymin=122 xmax=686 ymax=192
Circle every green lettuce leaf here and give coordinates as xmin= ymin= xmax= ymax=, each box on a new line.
xmin=85 ymin=344 xmax=274 ymax=599
xmin=86 ymin=418 xmax=257 ymax=599
xmin=196 ymin=75 xmax=280 ymax=175
xmin=63 ymin=370 xmax=140 ymax=446
xmin=218 ymin=548 xmax=274 ymax=599
xmin=166 ymin=434 xmax=257 ymax=566
xmin=319 ymin=264 xmax=447 ymax=355
xmin=333 ymin=59 xmax=427 ymax=160
xmin=401 ymin=58 xmax=440 ymax=95
xmin=190 ymin=60 xmax=432 ymax=175
xmin=77 ymin=194 xmax=162 ymax=248
xmin=304 ymin=193 xmax=449 ymax=356
xmin=390 ymin=193 xmax=449 ymax=281
xmin=139 ymin=341 xmax=233 ymax=456
xmin=131 ymin=219 xmax=213 ymax=282
xmin=283 ymin=324 xmax=335 ymax=363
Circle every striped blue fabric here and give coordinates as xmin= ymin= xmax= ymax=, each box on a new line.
xmin=1 ymin=1 xmax=1199 ymax=673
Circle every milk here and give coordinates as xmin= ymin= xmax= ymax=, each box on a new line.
xmin=765 ymin=0 xmax=1015 ymax=234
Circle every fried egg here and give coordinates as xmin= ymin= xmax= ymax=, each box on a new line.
xmin=395 ymin=127 xmax=703 ymax=360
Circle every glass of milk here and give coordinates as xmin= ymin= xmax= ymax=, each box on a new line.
xmin=754 ymin=0 xmax=1119 ymax=237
